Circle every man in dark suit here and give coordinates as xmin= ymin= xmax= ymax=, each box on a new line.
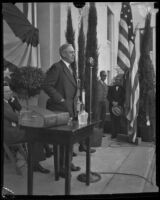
xmin=4 ymin=84 xmax=50 ymax=174
xmin=146 ymin=82 xmax=156 ymax=141
xmin=95 ymin=71 xmax=108 ymax=136
xmin=43 ymin=43 xmax=82 ymax=177
xmin=107 ymin=75 xmax=125 ymax=139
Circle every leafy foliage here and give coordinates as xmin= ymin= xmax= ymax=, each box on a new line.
xmin=10 ymin=66 xmax=45 ymax=99
xmin=78 ymin=18 xmax=85 ymax=98
xmin=84 ymin=2 xmax=98 ymax=119
xmin=65 ymin=7 xmax=76 ymax=74
xmin=137 ymin=12 xmax=155 ymax=127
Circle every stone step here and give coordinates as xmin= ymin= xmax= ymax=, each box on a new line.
xmin=101 ymin=146 xmax=155 ymax=194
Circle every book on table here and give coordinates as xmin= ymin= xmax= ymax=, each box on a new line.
xmin=19 ymin=105 xmax=70 ymax=128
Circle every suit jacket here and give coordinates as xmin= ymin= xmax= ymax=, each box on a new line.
xmin=97 ymin=80 xmax=108 ymax=103
xmin=43 ymin=60 xmax=78 ymax=118
xmin=146 ymin=89 xmax=156 ymax=120
xmin=107 ymin=85 xmax=125 ymax=113
xmin=8 ymin=96 xmax=22 ymax=112
xmin=4 ymin=100 xmax=26 ymax=144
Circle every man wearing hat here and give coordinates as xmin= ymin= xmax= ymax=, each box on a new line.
xmin=107 ymin=74 xmax=125 ymax=139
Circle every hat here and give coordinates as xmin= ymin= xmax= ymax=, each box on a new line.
xmin=112 ymin=105 xmax=122 ymax=116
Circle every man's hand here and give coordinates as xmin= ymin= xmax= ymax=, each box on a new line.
xmin=146 ymin=115 xmax=150 ymax=126
xmin=60 ymin=98 xmax=65 ymax=102
xmin=59 ymin=98 xmax=69 ymax=112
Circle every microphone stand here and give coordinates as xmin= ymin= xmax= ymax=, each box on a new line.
xmin=77 ymin=57 xmax=101 ymax=183
xmin=89 ymin=59 xmax=93 ymax=123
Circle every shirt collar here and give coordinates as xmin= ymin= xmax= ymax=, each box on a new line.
xmin=61 ymin=59 xmax=70 ymax=68
xmin=100 ymin=80 xmax=105 ymax=85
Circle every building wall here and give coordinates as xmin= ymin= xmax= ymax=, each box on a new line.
xmin=37 ymin=3 xmax=50 ymax=71
xmin=96 ymin=3 xmax=110 ymax=82
xmin=14 ymin=2 xmax=157 ymax=107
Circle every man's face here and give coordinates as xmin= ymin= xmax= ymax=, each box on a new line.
xmin=100 ymin=72 xmax=107 ymax=82
xmin=114 ymin=77 xmax=122 ymax=86
xmin=62 ymin=45 xmax=75 ymax=63
xmin=4 ymin=86 xmax=12 ymax=100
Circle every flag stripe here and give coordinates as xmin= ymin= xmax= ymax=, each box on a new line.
xmin=117 ymin=56 xmax=129 ymax=72
xmin=117 ymin=57 xmax=128 ymax=71
xmin=23 ymin=3 xmax=28 ymax=18
xmin=32 ymin=3 xmax=35 ymax=27
xmin=119 ymin=34 xmax=130 ymax=51
xmin=119 ymin=19 xmax=128 ymax=34
xmin=118 ymin=50 xmax=130 ymax=69
xmin=3 ymin=3 xmax=41 ymax=68
xmin=119 ymin=26 xmax=128 ymax=42
xmin=118 ymin=41 xmax=130 ymax=60
xmin=130 ymin=44 xmax=136 ymax=69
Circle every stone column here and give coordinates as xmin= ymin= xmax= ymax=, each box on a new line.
xmin=37 ymin=3 xmax=61 ymax=108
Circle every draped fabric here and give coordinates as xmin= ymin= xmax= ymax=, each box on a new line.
xmin=117 ymin=2 xmax=139 ymax=142
xmin=3 ymin=3 xmax=41 ymax=68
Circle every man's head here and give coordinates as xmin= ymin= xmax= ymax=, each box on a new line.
xmin=59 ymin=44 xmax=75 ymax=64
xmin=4 ymin=84 xmax=13 ymax=100
xmin=113 ymin=74 xmax=123 ymax=86
xmin=100 ymin=70 xmax=107 ymax=82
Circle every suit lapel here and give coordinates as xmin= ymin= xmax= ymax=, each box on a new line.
xmin=61 ymin=61 xmax=77 ymax=87
xmin=4 ymin=100 xmax=14 ymax=113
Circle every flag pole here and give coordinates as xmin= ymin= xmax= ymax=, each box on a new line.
xmin=77 ymin=56 xmax=102 ymax=183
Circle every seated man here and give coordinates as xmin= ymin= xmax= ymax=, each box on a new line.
xmin=3 ymin=83 xmax=50 ymax=174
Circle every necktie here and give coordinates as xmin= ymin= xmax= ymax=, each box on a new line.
xmin=68 ymin=65 xmax=73 ymax=75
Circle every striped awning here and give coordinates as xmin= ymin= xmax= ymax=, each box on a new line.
xmin=3 ymin=3 xmax=40 ymax=68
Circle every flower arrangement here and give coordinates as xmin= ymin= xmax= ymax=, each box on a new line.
xmin=10 ymin=66 xmax=45 ymax=107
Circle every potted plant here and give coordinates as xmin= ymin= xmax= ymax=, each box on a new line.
xmin=137 ymin=13 xmax=155 ymax=141
xmin=10 ymin=66 xmax=45 ymax=110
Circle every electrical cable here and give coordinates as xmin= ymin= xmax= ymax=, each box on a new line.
xmin=105 ymin=141 xmax=155 ymax=148
xmin=96 ymin=142 xmax=156 ymax=187
xmin=99 ymin=137 xmax=156 ymax=187
xmin=92 ymin=171 xmax=155 ymax=186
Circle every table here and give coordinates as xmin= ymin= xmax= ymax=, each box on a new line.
xmin=24 ymin=121 xmax=98 ymax=195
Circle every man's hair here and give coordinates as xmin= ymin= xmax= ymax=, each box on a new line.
xmin=100 ymin=70 xmax=106 ymax=77
xmin=4 ymin=81 xmax=9 ymax=86
xmin=59 ymin=43 xmax=73 ymax=58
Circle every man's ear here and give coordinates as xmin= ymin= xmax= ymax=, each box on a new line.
xmin=61 ymin=51 xmax=66 ymax=59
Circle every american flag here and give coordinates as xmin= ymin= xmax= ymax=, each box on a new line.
xmin=117 ymin=2 xmax=139 ymax=142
